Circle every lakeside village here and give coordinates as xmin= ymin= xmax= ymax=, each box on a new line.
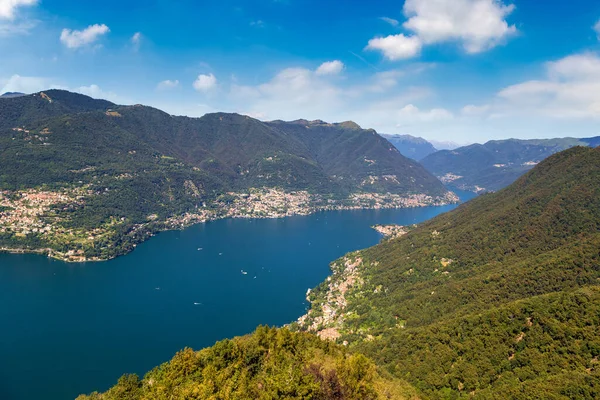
xmin=0 ymin=186 xmax=458 ymax=262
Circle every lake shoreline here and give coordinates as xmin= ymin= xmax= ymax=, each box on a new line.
xmin=0 ymin=191 xmax=459 ymax=263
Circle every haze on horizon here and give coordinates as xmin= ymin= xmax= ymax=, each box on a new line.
xmin=1 ymin=0 xmax=600 ymax=143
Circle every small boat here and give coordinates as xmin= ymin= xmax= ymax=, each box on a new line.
xmin=219 ymin=252 xmax=223 ymax=256
xmin=197 ymin=248 xmax=203 ymax=251
xmin=241 ymin=270 xmax=248 ymax=275
xmin=194 ymin=302 xmax=202 ymax=305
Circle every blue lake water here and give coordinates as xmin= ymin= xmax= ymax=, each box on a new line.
xmin=0 ymin=190 xmax=475 ymax=400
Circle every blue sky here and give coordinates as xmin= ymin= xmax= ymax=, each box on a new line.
xmin=1 ymin=0 xmax=600 ymax=143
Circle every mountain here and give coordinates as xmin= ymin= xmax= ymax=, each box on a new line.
xmin=380 ymin=134 xmax=437 ymax=161
xmin=421 ymin=137 xmax=600 ymax=192
xmin=429 ymin=139 xmax=463 ymax=150
xmin=0 ymin=92 xmax=26 ymax=98
xmin=0 ymin=90 xmax=454 ymax=261
xmin=77 ymin=147 xmax=600 ymax=400
xmin=298 ymin=146 xmax=600 ymax=399
xmin=77 ymin=326 xmax=420 ymax=400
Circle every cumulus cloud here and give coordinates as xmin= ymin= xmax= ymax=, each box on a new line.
xmin=379 ymin=17 xmax=399 ymax=26
xmin=193 ymin=73 xmax=217 ymax=92
xmin=0 ymin=74 xmax=64 ymax=93
xmin=496 ymin=53 xmax=600 ymax=118
xmin=157 ymin=79 xmax=180 ymax=90
xmin=367 ymin=0 xmax=517 ymax=60
xmin=366 ymin=34 xmax=422 ymax=60
xmin=397 ymin=103 xmax=453 ymax=121
xmin=60 ymin=24 xmax=110 ymax=49
xmin=0 ymin=0 xmax=37 ymax=20
xmin=230 ymin=67 xmax=342 ymax=120
xmin=0 ymin=0 xmax=38 ymax=36
xmin=75 ymin=84 xmax=118 ymax=102
xmin=403 ymin=0 xmax=517 ymax=53
xmin=315 ymin=60 xmax=344 ymax=76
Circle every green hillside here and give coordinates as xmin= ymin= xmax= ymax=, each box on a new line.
xmin=0 ymin=90 xmax=453 ymax=261
xmin=298 ymin=146 xmax=600 ymax=399
xmin=421 ymin=137 xmax=600 ymax=192
xmin=77 ymin=327 xmax=420 ymax=400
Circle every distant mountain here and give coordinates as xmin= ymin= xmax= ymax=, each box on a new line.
xmin=298 ymin=146 xmax=600 ymax=399
xmin=421 ymin=137 xmax=600 ymax=192
xmin=0 ymin=90 xmax=454 ymax=261
xmin=0 ymin=92 xmax=26 ymax=99
xmin=381 ymin=133 xmax=438 ymax=160
xmin=429 ymin=139 xmax=463 ymax=150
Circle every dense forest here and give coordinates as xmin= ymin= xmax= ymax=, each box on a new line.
xmin=77 ymin=327 xmax=419 ymax=400
xmin=297 ymin=146 xmax=600 ymax=399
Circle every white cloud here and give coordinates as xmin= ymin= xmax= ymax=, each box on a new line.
xmin=157 ymin=79 xmax=180 ymax=90
xmin=496 ymin=53 xmax=600 ymax=118
xmin=366 ymin=34 xmax=422 ymax=60
xmin=461 ymin=104 xmax=490 ymax=116
xmin=193 ymin=73 xmax=217 ymax=92
xmin=230 ymin=67 xmax=342 ymax=120
xmin=380 ymin=17 xmax=399 ymax=26
xmin=131 ymin=32 xmax=142 ymax=50
xmin=250 ymin=20 xmax=265 ymax=28
xmin=594 ymin=19 xmax=600 ymax=40
xmin=60 ymin=24 xmax=110 ymax=49
xmin=315 ymin=60 xmax=344 ymax=76
xmin=0 ymin=74 xmax=64 ymax=93
xmin=0 ymin=0 xmax=37 ymax=20
xmin=0 ymin=18 xmax=35 ymax=36
xmin=403 ymin=0 xmax=517 ymax=53
xmin=397 ymin=103 xmax=454 ymax=122
xmin=75 ymin=84 xmax=118 ymax=102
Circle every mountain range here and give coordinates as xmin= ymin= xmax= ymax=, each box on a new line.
xmin=0 ymin=92 xmax=26 ymax=99
xmin=421 ymin=137 xmax=600 ymax=192
xmin=0 ymin=90 xmax=454 ymax=261
xmin=80 ymin=145 xmax=600 ymax=399
xmin=380 ymin=133 xmax=438 ymax=161
xmin=298 ymin=146 xmax=600 ymax=398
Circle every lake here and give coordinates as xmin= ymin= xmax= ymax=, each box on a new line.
xmin=0 ymin=191 xmax=475 ymax=400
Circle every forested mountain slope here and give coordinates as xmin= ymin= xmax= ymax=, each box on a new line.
xmin=77 ymin=327 xmax=420 ymax=400
xmin=299 ymin=146 xmax=600 ymax=399
xmin=0 ymin=90 xmax=454 ymax=261
xmin=421 ymin=137 xmax=600 ymax=192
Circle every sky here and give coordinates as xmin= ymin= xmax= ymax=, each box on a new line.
xmin=1 ymin=0 xmax=600 ymax=143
